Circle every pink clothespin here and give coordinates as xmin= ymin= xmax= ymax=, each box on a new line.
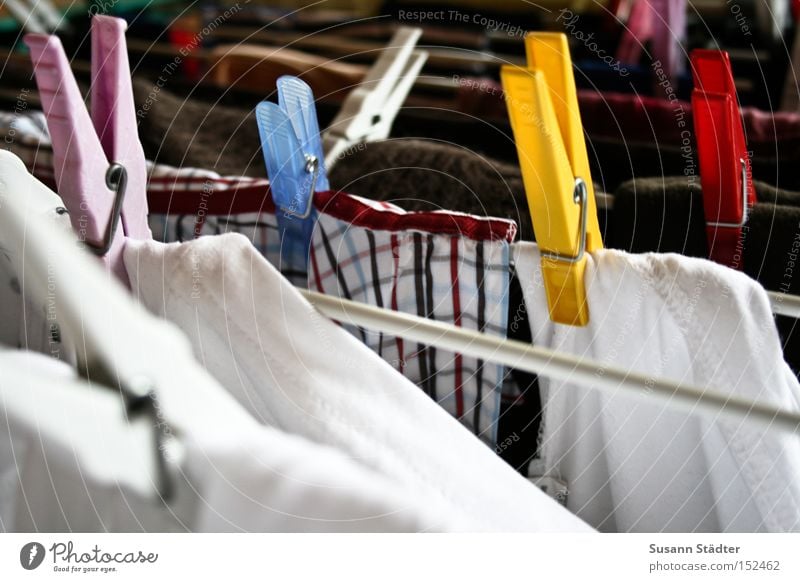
xmin=25 ymin=15 xmax=150 ymax=286
xmin=616 ymin=0 xmax=653 ymax=66
xmin=616 ymin=0 xmax=686 ymax=81
xmin=650 ymin=0 xmax=686 ymax=81
xmin=691 ymin=49 xmax=756 ymax=270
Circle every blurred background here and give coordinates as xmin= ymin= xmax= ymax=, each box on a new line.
xmin=0 ymin=0 xmax=797 ymax=191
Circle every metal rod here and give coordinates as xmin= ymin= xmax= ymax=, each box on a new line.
xmin=300 ymin=289 xmax=800 ymax=436
xmin=768 ymin=291 xmax=800 ymax=319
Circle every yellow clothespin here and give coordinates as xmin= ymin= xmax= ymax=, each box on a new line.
xmin=501 ymin=32 xmax=603 ymax=326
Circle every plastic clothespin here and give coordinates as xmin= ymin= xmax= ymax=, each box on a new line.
xmin=4 ymin=0 xmax=65 ymax=35
xmin=322 ymin=26 xmax=428 ymax=169
xmin=691 ymin=49 xmax=756 ymax=270
xmin=25 ymin=15 xmax=150 ymax=286
xmin=615 ymin=0 xmax=686 ymax=82
xmin=3 ymin=0 xmax=69 ymax=34
xmin=650 ymin=0 xmax=686 ymax=80
xmin=781 ymin=3 xmax=800 ymax=111
xmin=256 ymin=76 xmax=329 ymax=273
xmin=615 ymin=0 xmax=653 ymax=66
xmin=501 ymin=32 xmax=603 ymax=327
xmin=4 ymin=0 xmax=47 ymax=34
xmin=28 ymin=0 xmax=64 ymax=32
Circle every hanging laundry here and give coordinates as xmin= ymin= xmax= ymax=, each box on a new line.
xmin=609 ymin=176 xmax=800 ymax=375
xmin=306 ymin=192 xmax=516 ymax=443
xmin=0 ymin=151 xmax=477 ymax=533
xmin=0 ymin=348 xmax=462 ymax=532
xmin=0 ymin=182 xmax=75 ymax=362
xmin=513 ymin=241 xmax=800 ymax=532
xmin=122 ymin=232 xmax=591 ymax=532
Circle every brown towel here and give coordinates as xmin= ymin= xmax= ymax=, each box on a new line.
xmin=328 ymin=138 xmax=535 ymax=240
xmin=133 ymin=77 xmax=265 ymax=177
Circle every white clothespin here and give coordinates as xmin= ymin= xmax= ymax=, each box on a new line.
xmin=5 ymin=0 xmax=65 ymax=33
xmin=4 ymin=0 xmax=47 ymax=34
xmin=28 ymin=0 xmax=64 ymax=32
xmin=323 ymin=27 xmax=428 ymax=169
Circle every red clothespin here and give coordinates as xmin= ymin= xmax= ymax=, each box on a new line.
xmin=25 ymin=15 xmax=150 ymax=286
xmin=691 ymin=49 xmax=755 ymax=270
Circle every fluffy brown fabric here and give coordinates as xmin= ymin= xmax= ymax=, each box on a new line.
xmin=328 ymin=138 xmax=535 ymax=240
xmin=132 ymin=77 xmax=265 ymax=177
xmin=611 ymin=176 xmax=800 ymax=375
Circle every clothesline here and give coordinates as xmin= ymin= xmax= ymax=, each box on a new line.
xmin=768 ymin=291 xmax=800 ymax=318
xmin=300 ymin=288 xmax=800 ymax=437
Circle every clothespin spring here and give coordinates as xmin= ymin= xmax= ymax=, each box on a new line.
xmin=705 ymin=158 xmax=750 ymax=229
xmin=123 ymin=383 xmax=174 ymax=503
xmin=83 ymin=163 xmax=127 ymax=257
xmin=80 ymin=361 xmax=175 ymax=503
xmin=541 ymin=178 xmax=588 ymax=265
xmin=282 ymin=154 xmax=319 ymax=220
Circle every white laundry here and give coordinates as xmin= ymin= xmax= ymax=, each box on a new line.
xmin=0 ymin=180 xmax=75 ymax=364
xmin=513 ymin=242 xmax=800 ymax=532
xmin=0 ymin=348 xmax=461 ymax=532
xmin=124 ymin=233 xmax=592 ymax=532
xmin=0 ymin=153 xmax=466 ymax=534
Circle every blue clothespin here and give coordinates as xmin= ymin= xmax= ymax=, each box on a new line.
xmin=256 ymin=76 xmax=329 ymax=273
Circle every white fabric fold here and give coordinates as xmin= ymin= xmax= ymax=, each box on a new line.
xmin=0 ymin=349 xmax=459 ymax=532
xmin=124 ymin=233 xmax=592 ymax=532
xmin=513 ymin=242 xmax=800 ymax=532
